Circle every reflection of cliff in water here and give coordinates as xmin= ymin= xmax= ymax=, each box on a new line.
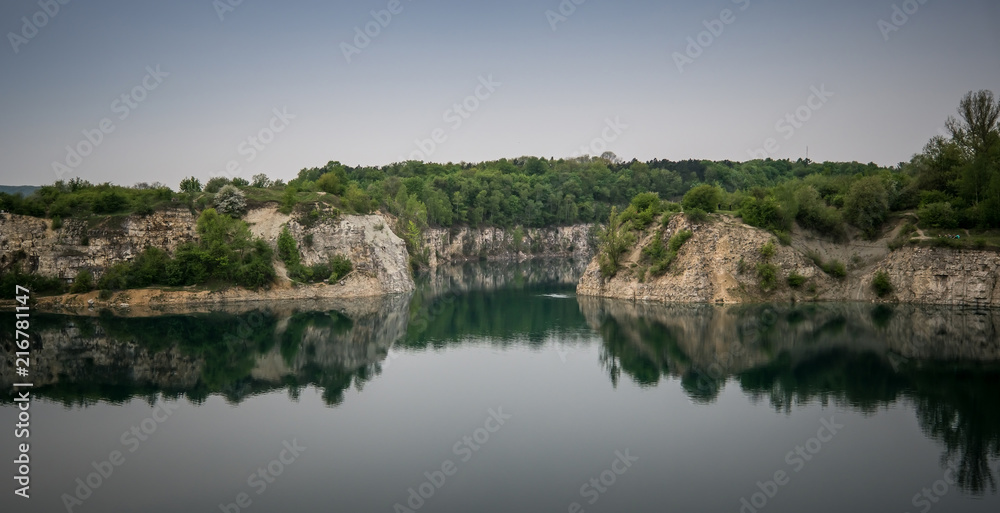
xmin=580 ymin=297 xmax=1000 ymax=494
xmin=0 ymin=294 xmax=411 ymax=407
xmin=403 ymin=259 xmax=590 ymax=347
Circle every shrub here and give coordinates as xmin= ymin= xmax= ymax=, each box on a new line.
xmin=872 ymin=271 xmax=893 ymax=297
xmin=51 ymin=215 xmax=63 ymax=230
xmin=756 ymin=263 xmax=779 ymax=291
xmin=685 ymin=208 xmax=708 ymax=223
xmin=70 ymin=270 xmax=94 ymax=294
xmin=822 ymin=260 xmax=847 ymax=279
xmin=917 ymin=202 xmax=958 ymax=229
xmin=204 ymin=177 xmax=230 ymax=194
xmin=682 ymin=185 xmax=722 ymax=213
xmin=179 ymin=176 xmax=201 ymax=193
xmin=328 ymin=255 xmax=353 ymax=282
xmin=740 ymin=196 xmax=786 ymax=232
xmin=277 ymin=226 xmax=301 ymax=267
xmin=598 ymin=207 xmax=636 ymax=278
xmin=668 ymin=230 xmax=693 ymax=252
xmin=786 ymin=272 xmax=806 ymax=288
xmin=844 ymin=176 xmax=889 ymax=239
xmin=759 ymin=240 xmax=776 ymax=259
xmin=214 ymin=185 xmax=247 ymax=216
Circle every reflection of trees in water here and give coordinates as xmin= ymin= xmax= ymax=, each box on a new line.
xmin=584 ymin=299 xmax=1000 ymax=495
xmin=3 ymin=296 xmax=405 ymax=408
xmin=911 ymin=369 xmax=1000 ymax=494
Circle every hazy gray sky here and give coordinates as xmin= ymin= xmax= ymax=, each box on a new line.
xmin=1 ymin=0 xmax=998 ymax=187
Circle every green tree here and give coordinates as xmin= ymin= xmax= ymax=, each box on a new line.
xmin=844 ymin=176 xmax=889 ymax=238
xmin=277 ymin=226 xmax=300 ymax=267
xmin=682 ymin=184 xmax=722 ymax=213
xmin=70 ymin=270 xmax=94 ymax=293
xmin=179 ymin=176 xmax=202 ymax=193
xmin=598 ymin=207 xmax=636 ymax=277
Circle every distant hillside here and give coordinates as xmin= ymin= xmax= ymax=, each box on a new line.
xmin=0 ymin=185 xmax=39 ymax=196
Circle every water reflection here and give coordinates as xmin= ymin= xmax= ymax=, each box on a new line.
xmin=581 ymin=297 xmax=1000 ymax=494
xmin=3 ymin=263 xmax=999 ymax=495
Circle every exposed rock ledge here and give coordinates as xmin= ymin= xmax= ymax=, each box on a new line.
xmin=1 ymin=207 xmax=414 ymax=312
xmin=577 ymin=214 xmax=1000 ymax=307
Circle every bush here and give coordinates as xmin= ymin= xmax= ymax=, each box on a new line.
xmin=872 ymin=271 xmax=893 ymax=297
xmin=204 ymin=177 xmax=230 ymax=194
xmin=328 ymin=255 xmax=353 ymax=282
xmin=786 ymin=272 xmax=806 ymax=288
xmin=277 ymin=226 xmax=301 ymax=267
xmin=682 ymin=185 xmax=722 ymax=213
xmin=918 ymin=202 xmax=958 ymax=229
xmin=668 ymin=230 xmax=693 ymax=252
xmin=69 ymin=270 xmax=94 ymax=293
xmin=598 ymin=207 xmax=636 ymax=278
xmin=756 ymin=263 xmax=779 ymax=291
xmin=51 ymin=215 xmax=63 ymax=230
xmin=822 ymin=260 xmax=847 ymax=279
xmin=759 ymin=240 xmax=776 ymax=259
xmin=844 ymin=176 xmax=889 ymax=239
xmin=685 ymin=208 xmax=708 ymax=223
xmin=740 ymin=196 xmax=786 ymax=232
xmin=214 ymin=185 xmax=247 ymax=216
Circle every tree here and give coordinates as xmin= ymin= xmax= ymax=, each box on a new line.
xmin=70 ymin=270 xmax=94 ymax=293
xmin=682 ymin=184 xmax=722 ymax=213
xmin=277 ymin=226 xmax=300 ymax=267
xmin=947 ymin=90 xmax=1000 ymax=159
xmin=204 ymin=177 xmax=229 ymax=193
xmin=214 ymin=185 xmax=247 ymax=216
xmin=179 ymin=176 xmax=202 ymax=193
xmin=598 ymin=207 xmax=636 ymax=277
xmin=844 ymin=176 xmax=889 ymax=238
xmin=251 ymin=174 xmax=273 ymax=188
xmin=317 ymin=172 xmax=345 ymax=195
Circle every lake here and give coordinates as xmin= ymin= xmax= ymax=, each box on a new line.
xmin=2 ymin=261 xmax=999 ymax=513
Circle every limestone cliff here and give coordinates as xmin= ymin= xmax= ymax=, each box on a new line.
xmin=0 ymin=206 xmax=414 ymax=308
xmin=577 ymin=213 xmax=1000 ymax=307
xmin=422 ymin=223 xmax=596 ymax=267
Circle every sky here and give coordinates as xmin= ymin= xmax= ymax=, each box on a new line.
xmin=1 ymin=0 xmax=998 ymax=187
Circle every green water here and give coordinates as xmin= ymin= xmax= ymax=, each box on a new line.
xmin=1 ymin=262 xmax=999 ymax=512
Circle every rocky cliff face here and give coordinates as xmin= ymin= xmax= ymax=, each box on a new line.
xmin=578 ymin=214 xmax=832 ymax=303
xmin=578 ymin=214 xmax=1000 ymax=307
xmin=0 ymin=209 xmax=198 ymax=280
xmin=0 ymin=206 xmax=414 ymax=301
xmin=422 ymin=223 xmax=595 ymax=267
